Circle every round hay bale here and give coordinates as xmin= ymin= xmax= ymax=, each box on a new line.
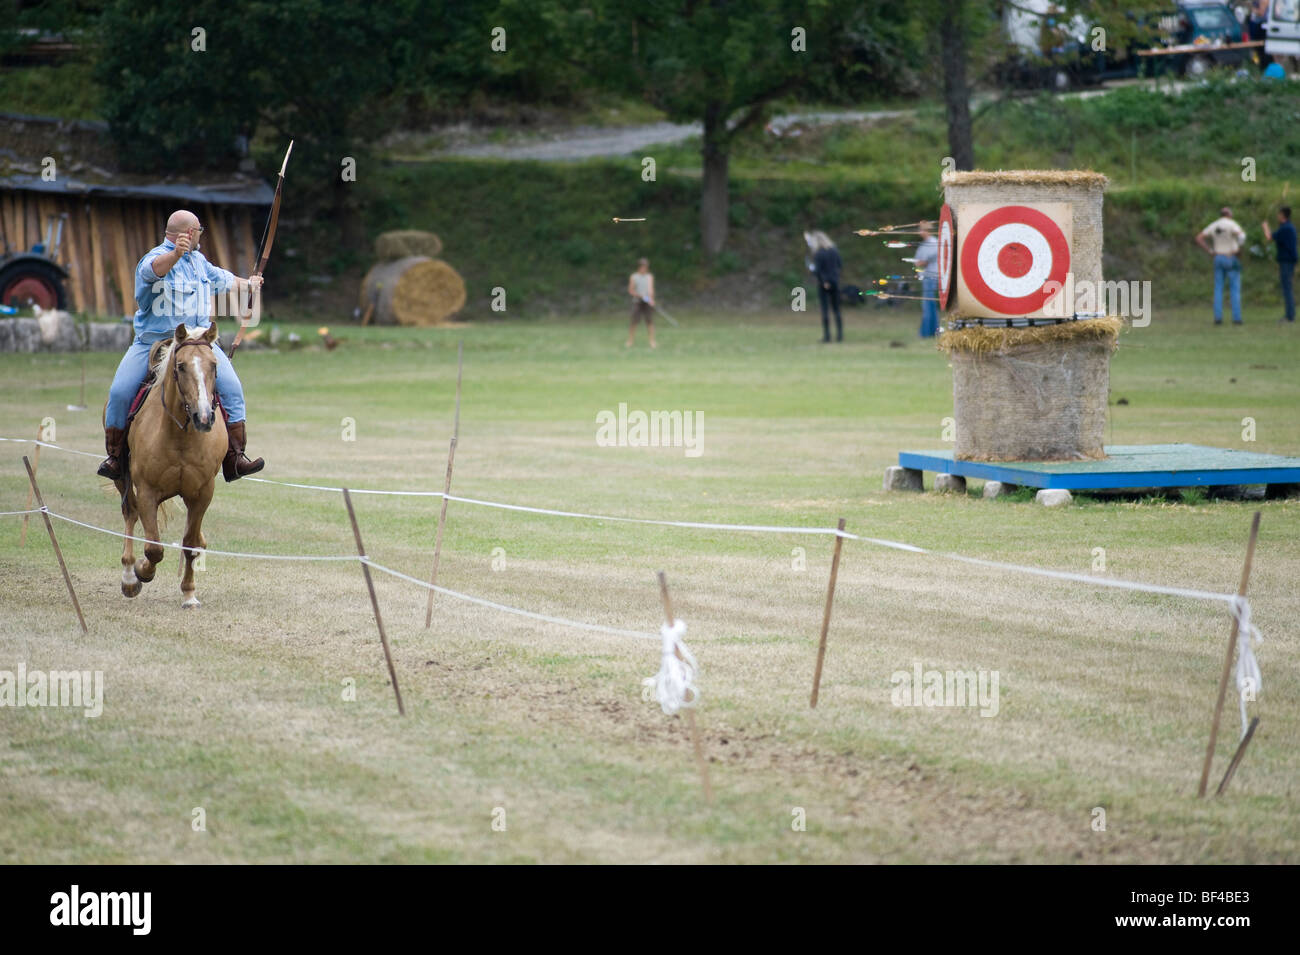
xmin=360 ymin=256 xmax=466 ymax=326
xmin=374 ymin=230 xmax=443 ymax=261
xmin=940 ymin=318 xmax=1120 ymax=462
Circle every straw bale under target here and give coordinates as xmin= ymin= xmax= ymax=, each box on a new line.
xmin=941 ymin=318 xmax=1120 ymax=462
xmin=374 ymin=229 xmax=443 ymax=261
xmin=937 ymin=170 xmax=1117 ymax=462
xmin=360 ymin=256 xmax=466 ymax=326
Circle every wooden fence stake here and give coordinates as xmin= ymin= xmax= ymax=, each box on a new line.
xmin=1197 ymin=511 xmax=1260 ymax=797
xmin=23 ymin=455 xmax=87 ymax=633
xmin=657 ymin=570 xmax=713 ymax=804
xmin=810 ymin=517 xmax=847 ymax=708
xmin=424 ymin=340 xmax=463 ymax=628
xmin=342 ymin=488 xmax=405 ymax=716
xmin=19 ymin=429 xmax=40 ymax=547
xmin=1216 ymin=717 xmax=1260 ymax=796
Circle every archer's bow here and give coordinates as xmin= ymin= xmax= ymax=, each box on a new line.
xmin=231 ymin=140 xmax=293 ymax=355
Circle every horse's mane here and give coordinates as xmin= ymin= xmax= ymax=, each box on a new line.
xmin=150 ymin=325 xmax=207 ymax=374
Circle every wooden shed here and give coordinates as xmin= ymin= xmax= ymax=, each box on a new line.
xmin=0 ymin=112 xmax=272 ymax=317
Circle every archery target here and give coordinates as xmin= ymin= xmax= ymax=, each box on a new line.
xmin=938 ymin=204 xmax=955 ymax=309
xmin=956 ymin=203 xmax=1072 ymax=317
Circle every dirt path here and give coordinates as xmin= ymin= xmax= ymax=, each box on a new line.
xmin=435 ymin=109 xmax=910 ymax=161
xmin=423 ymin=80 xmax=1186 ymax=163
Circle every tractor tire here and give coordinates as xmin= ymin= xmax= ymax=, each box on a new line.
xmin=0 ymin=260 xmax=68 ymax=311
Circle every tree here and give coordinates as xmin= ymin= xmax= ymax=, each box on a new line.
xmin=591 ymin=0 xmax=863 ymax=256
xmin=939 ymin=0 xmax=976 ymax=170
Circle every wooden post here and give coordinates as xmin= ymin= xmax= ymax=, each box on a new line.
xmin=23 ymin=455 xmax=87 ymax=634
xmin=342 ymin=488 xmax=405 ymax=716
xmin=810 ymin=517 xmax=847 ymax=708
xmin=424 ymin=341 xmax=463 ymax=628
xmin=1216 ymin=717 xmax=1260 ymax=796
xmin=1197 ymin=511 xmax=1261 ymax=797
xmin=657 ymin=570 xmax=713 ymax=804
xmin=19 ymin=428 xmax=40 ymax=547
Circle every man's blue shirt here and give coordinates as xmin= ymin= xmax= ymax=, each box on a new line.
xmin=1272 ymin=221 xmax=1297 ymax=264
xmin=132 ymin=239 xmax=236 ymax=343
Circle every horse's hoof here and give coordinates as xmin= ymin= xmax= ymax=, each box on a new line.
xmin=134 ymin=559 xmax=156 ymax=583
xmin=181 ymin=596 xmax=200 ymax=610
xmin=121 ymin=580 xmax=142 ymax=598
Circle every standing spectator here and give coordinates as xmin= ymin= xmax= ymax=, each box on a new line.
xmin=914 ymin=221 xmax=940 ymax=338
xmin=1248 ymin=0 xmax=1271 ymax=66
xmin=1195 ymin=206 xmax=1247 ymax=325
xmin=1262 ymin=206 xmax=1298 ymax=323
xmin=626 ymin=257 xmax=656 ymax=349
xmin=805 ymin=230 xmax=843 ymax=343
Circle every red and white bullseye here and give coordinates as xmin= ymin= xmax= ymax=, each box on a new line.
xmin=938 ymin=204 xmax=955 ymax=309
xmin=960 ymin=205 xmax=1069 ymax=315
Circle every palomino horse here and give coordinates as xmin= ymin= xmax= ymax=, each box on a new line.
xmin=111 ymin=323 xmax=227 ymax=608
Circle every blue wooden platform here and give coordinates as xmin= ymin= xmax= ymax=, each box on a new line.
xmin=897 ymin=444 xmax=1300 ymax=490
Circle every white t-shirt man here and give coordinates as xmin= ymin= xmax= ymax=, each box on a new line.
xmin=1200 ymin=215 xmax=1246 ymax=255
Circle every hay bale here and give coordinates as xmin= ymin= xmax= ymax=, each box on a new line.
xmin=374 ymin=230 xmax=443 ymax=261
xmin=938 ymin=315 xmax=1123 ymax=355
xmin=360 ymin=256 xmax=466 ymax=326
xmin=938 ymin=170 xmax=1117 ymax=462
xmin=943 ymin=320 xmax=1119 ymax=462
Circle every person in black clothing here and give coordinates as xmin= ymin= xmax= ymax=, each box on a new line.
xmin=805 ymin=230 xmax=843 ymax=343
xmin=1262 ymin=206 xmax=1298 ymax=323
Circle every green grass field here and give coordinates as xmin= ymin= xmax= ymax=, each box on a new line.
xmin=2 ymin=304 xmax=1298 ymax=863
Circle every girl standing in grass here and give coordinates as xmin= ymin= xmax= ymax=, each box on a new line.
xmin=627 ymin=257 xmax=656 ymax=348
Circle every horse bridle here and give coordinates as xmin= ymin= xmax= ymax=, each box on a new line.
xmin=160 ymin=338 xmax=217 ymax=432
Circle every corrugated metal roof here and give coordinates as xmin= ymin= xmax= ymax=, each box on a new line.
xmin=0 ymin=172 xmax=274 ymax=205
xmin=0 ymin=111 xmax=274 ymax=206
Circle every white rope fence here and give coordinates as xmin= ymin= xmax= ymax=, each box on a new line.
xmin=2 ymin=432 xmax=1267 ymax=733
xmin=5 ymin=503 xmax=657 ymax=643
xmin=3 ymin=433 xmax=1254 ymax=604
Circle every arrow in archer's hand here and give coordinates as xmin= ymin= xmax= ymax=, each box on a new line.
xmin=231 ymin=140 xmax=293 ymax=357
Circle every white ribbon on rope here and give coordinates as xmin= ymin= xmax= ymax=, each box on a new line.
xmin=643 ymin=619 xmax=699 ymax=715
xmin=1230 ymin=595 xmax=1263 ymax=739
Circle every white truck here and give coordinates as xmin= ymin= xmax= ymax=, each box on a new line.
xmin=1264 ymin=0 xmax=1300 ymax=57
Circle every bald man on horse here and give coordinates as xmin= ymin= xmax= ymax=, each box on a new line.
xmin=98 ymin=209 xmax=266 ymax=483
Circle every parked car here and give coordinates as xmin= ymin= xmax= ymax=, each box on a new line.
xmin=1149 ymin=1 xmax=1253 ymax=76
xmin=1001 ymin=0 xmax=1252 ymax=87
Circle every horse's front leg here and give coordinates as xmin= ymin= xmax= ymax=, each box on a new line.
xmin=179 ymin=486 xmax=212 ymax=609
xmin=120 ymin=496 xmax=141 ymax=598
xmin=133 ymin=490 xmax=164 ymax=583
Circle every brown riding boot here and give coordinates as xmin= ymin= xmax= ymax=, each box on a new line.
xmin=97 ymin=427 xmax=127 ymax=480
xmin=222 ymin=420 xmax=265 ymax=482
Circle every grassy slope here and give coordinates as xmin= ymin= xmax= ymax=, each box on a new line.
xmin=353 ymin=80 xmax=1300 ymax=317
xmin=1 ymin=305 xmax=1298 ymax=862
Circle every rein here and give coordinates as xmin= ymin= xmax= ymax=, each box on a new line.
xmin=160 ymin=338 xmax=216 ymax=432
